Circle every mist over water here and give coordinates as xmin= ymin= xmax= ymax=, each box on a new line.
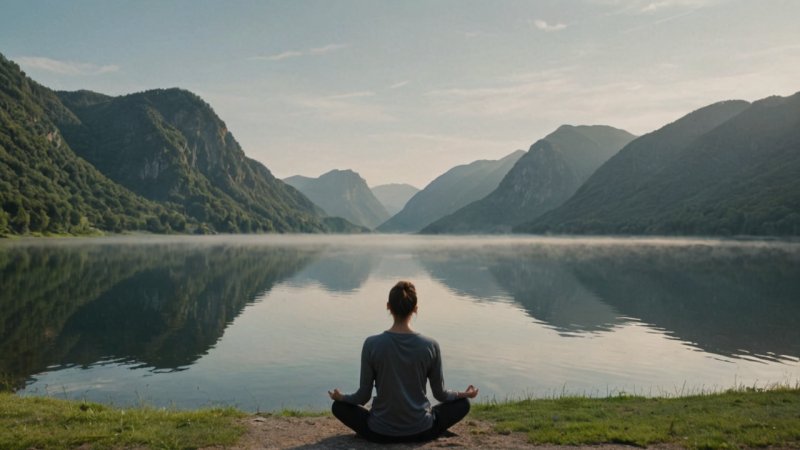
xmin=2 ymin=235 xmax=798 ymax=410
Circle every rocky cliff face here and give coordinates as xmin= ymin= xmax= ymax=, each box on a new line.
xmin=476 ymin=141 xmax=583 ymax=231
xmin=56 ymin=88 xmax=329 ymax=233
xmin=0 ymin=54 xmax=179 ymax=235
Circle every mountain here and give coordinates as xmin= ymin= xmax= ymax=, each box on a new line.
xmin=520 ymin=93 xmax=800 ymax=236
xmin=0 ymin=53 xmax=184 ymax=235
xmin=285 ymin=169 xmax=390 ymax=229
xmin=422 ymin=125 xmax=636 ymax=233
xmin=56 ymin=88 xmax=330 ymax=233
xmin=0 ymin=53 xmax=358 ymax=235
xmin=377 ymin=150 xmax=525 ymax=233
xmin=371 ymin=183 xmax=419 ymax=216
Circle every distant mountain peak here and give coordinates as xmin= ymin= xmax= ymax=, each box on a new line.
xmin=325 ymin=168 xmax=357 ymax=175
xmin=51 ymin=82 xmax=335 ymax=233
xmin=320 ymin=169 xmax=362 ymax=180
xmin=377 ymin=150 xmax=526 ymax=233
xmin=422 ymin=124 xmax=636 ymax=234
xmin=285 ymin=169 xmax=389 ymax=229
xmin=517 ymin=94 xmax=799 ymax=236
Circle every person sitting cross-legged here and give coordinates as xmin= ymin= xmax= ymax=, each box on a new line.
xmin=328 ymin=280 xmax=479 ymax=443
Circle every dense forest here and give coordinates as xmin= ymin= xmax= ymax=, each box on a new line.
xmin=56 ymin=88 xmax=330 ymax=233
xmin=0 ymin=55 xmax=190 ymax=235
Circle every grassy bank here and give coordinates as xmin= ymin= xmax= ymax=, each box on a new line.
xmin=2 ymin=388 xmax=799 ymax=449
xmin=472 ymin=387 xmax=800 ymax=448
xmin=0 ymin=393 xmax=245 ymax=449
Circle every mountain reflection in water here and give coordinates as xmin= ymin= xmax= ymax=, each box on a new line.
xmin=2 ymin=236 xmax=798 ymax=409
xmin=417 ymin=241 xmax=800 ymax=361
xmin=0 ymin=241 xmax=319 ymax=389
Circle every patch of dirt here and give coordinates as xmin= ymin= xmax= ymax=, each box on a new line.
xmin=201 ymin=415 xmax=651 ymax=449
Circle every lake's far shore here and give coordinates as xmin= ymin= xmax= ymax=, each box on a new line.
xmin=2 ymin=387 xmax=799 ymax=449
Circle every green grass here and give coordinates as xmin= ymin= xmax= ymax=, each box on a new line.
xmin=0 ymin=393 xmax=246 ymax=450
xmin=4 ymin=388 xmax=799 ymax=449
xmin=472 ymin=387 xmax=800 ymax=448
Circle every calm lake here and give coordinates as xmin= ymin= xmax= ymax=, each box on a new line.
xmin=2 ymin=235 xmax=799 ymax=411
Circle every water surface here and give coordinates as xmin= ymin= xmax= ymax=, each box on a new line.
xmin=2 ymin=235 xmax=798 ymax=410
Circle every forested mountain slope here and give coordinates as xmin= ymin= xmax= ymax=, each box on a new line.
xmin=378 ymin=150 xmax=525 ymax=233
xmin=0 ymin=52 xmax=362 ymax=235
xmin=520 ymin=95 xmax=800 ymax=236
xmin=0 ymin=54 xmax=184 ymax=234
xmin=56 ymin=88 xmax=329 ymax=233
xmin=423 ymin=125 xmax=635 ymax=233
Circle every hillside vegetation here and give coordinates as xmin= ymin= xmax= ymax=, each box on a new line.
xmin=424 ymin=125 xmax=635 ymax=233
xmin=520 ymin=95 xmax=800 ymax=236
xmin=0 ymin=55 xmax=183 ymax=235
xmin=1 ymin=53 xmax=355 ymax=236
xmin=378 ymin=150 xmax=525 ymax=233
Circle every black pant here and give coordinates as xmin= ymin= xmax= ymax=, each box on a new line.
xmin=331 ymin=399 xmax=471 ymax=443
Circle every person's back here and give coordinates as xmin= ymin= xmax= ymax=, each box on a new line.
xmin=360 ymin=331 xmax=451 ymax=435
xmin=328 ymin=281 xmax=478 ymax=443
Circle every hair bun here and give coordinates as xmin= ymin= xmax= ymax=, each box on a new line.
xmin=388 ymin=281 xmax=417 ymax=319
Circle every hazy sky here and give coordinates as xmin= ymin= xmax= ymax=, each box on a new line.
xmin=2 ymin=0 xmax=799 ymax=188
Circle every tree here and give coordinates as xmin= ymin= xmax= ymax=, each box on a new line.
xmin=11 ymin=207 xmax=30 ymax=233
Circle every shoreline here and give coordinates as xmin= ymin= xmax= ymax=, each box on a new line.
xmin=3 ymin=232 xmax=800 ymax=248
xmin=3 ymin=387 xmax=799 ymax=449
xmin=216 ymin=414 xmax=599 ymax=449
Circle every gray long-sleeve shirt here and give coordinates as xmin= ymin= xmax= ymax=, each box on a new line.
xmin=342 ymin=331 xmax=458 ymax=436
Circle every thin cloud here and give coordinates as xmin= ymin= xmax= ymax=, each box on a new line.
xmin=325 ymin=91 xmax=375 ymax=100
xmin=532 ymin=19 xmax=567 ymax=32
xmin=640 ymin=0 xmax=720 ymax=13
xmin=423 ymin=59 xmax=799 ymax=136
xmin=260 ymin=50 xmax=304 ymax=61
xmin=309 ymin=43 xmax=349 ymax=54
xmin=389 ymin=80 xmax=410 ymax=89
xmin=16 ymin=56 xmax=119 ymax=76
xmin=250 ymin=43 xmax=348 ymax=62
xmin=592 ymin=0 xmax=722 ymax=15
xmin=286 ymin=90 xmax=393 ymax=122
